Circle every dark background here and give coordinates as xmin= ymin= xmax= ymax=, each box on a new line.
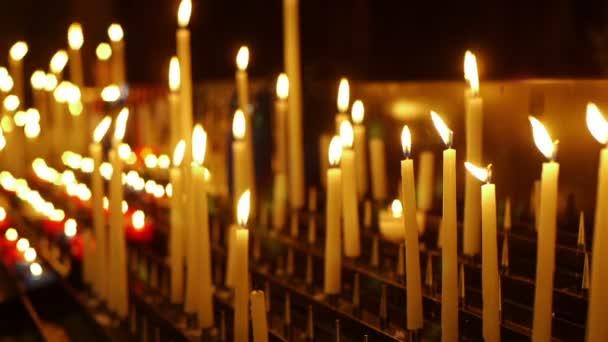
xmin=1 ymin=0 xmax=608 ymax=85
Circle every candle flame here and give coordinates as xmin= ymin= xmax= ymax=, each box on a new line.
xmin=30 ymin=70 xmax=46 ymax=90
xmin=337 ymin=78 xmax=350 ymax=113
xmin=173 ymin=140 xmax=186 ymax=166
xmin=351 ymin=100 xmax=364 ymax=124
xmin=237 ymin=189 xmax=251 ymax=226
xmin=64 ymin=218 xmax=77 ymax=237
xmin=339 ymin=120 xmax=354 ymax=148
xmin=586 ymin=102 xmax=608 ymax=144
xmin=391 ymin=199 xmax=403 ymax=218
xmin=5 ymin=228 xmax=18 ymax=242
xmin=169 ymin=57 xmax=180 ymax=91
xmin=44 ymin=73 xmax=57 ymax=92
xmin=101 ymin=84 xmax=121 ymax=102
xmin=96 ymin=43 xmax=112 ymax=61
xmin=236 ymin=46 xmax=250 ymax=71
xmin=93 ymin=116 xmax=112 ymax=143
xmin=132 ymin=210 xmax=145 ymax=230
xmin=68 ymin=23 xmax=84 ymax=50
xmin=192 ymin=124 xmax=207 ymax=165
xmin=430 ymin=111 xmax=452 ymax=147
xmin=16 ymin=238 xmax=30 ymax=252
xmin=30 ymin=262 xmax=42 ymax=277
xmin=0 ymin=68 xmax=13 ymax=92
xmin=276 ymin=73 xmax=289 ymax=100
xmin=465 ymin=161 xmax=490 ymax=183
xmin=328 ymin=135 xmax=343 ymax=166
xmin=177 ymin=0 xmax=192 ymax=27
xmin=232 ymin=109 xmax=246 ymax=139
xmin=401 ymin=125 xmax=412 ymax=157
xmin=464 ymin=50 xmax=479 ymax=94
xmin=3 ymin=95 xmax=20 ymax=112
xmin=107 ymin=24 xmax=124 ymax=42
xmin=24 ymin=247 xmax=36 ymax=262
xmin=114 ymin=107 xmax=129 ymax=141
xmin=529 ymin=116 xmax=556 ymax=160
xmin=50 ymin=50 xmax=69 ymax=73
xmin=9 ymin=41 xmax=28 ymax=61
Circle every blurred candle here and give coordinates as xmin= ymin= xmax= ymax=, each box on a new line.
xmin=529 ymin=116 xmax=559 ymax=342
xmin=50 ymin=50 xmax=69 ymax=81
xmin=8 ymin=41 xmax=28 ymax=107
xmin=176 ymin=0 xmax=193 ymax=165
xmin=319 ymin=134 xmax=330 ymax=188
xmin=272 ymin=74 xmax=289 ymax=231
xmin=107 ymin=24 xmax=125 ymax=86
xmin=251 ymin=290 xmax=269 ymax=342
xmin=170 ymin=140 xmax=185 ymax=304
xmin=67 ymin=23 xmax=85 ymax=88
xmin=369 ymin=137 xmax=387 ymax=202
xmin=417 ymin=151 xmax=435 ymax=213
xmin=234 ymin=190 xmax=251 ymax=342
xmin=431 ymin=110 xmax=458 ymax=341
xmin=232 ymin=110 xmax=250 ymax=214
xmin=324 ymin=136 xmax=343 ymax=294
xmin=339 ymin=121 xmax=360 ymax=257
xmin=335 ymin=78 xmax=350 ymax=130
xmin=352 ymin=100 xmax=368 ymax=200
xmin=95 ymin=43 xmax=112 ymax=87
xmin=168 ymin=57 xmax=181 ymax=151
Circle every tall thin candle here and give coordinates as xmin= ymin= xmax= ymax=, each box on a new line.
xmin=324 ymin=136 xmax=343 ymax=294
xmin=168 ymin=57 xmax=181 ymax=151
xmin=234 ymin=190 xmax=251 ymax=342
xmin=8 ymin=42 xmax=27 ymax=108
xmin=107 ymin=24 xmax=125 ymax=86
xmin=176 ymin=0 xmax=193 ymax=164
xmin=352 ymin=100 xmax=368 ymax=200
xmin=170 ymin=140 xmax=185 ymax=304
xmin=339 ymin=121 xmax=360 ymax=257
xmin=67 ymin=23 xmax=85 ymax=88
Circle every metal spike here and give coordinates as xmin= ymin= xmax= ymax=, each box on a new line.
xmin=290 ymin=211 xmax=299 ymax=239
xmin=287 ymin=248 xmax=294 ymax=276
xmin=397 ymin=243 xmax=405 ymax=282
xmin=353 ymin=273 xmax=360 ymax=311
xmin=425 ymin=254 xmax=434 ymax=290
xmin=380 ymin=284 xmax=388 ymax=329
xmin=503 ymin=197 xmax=512 ymax=232
xmin=335 ymin=319 xmax=341 ymax=342
xmin=578 ymin=211 xmax=586 ymax=249
xmin=305 ymin=255 xmax=314 ymax=290
xmin=307 ymin=305 xmax=314 ymax=341
xmin=363 ymin=199 xmax=373 ymax=230
xmin=501 ymin=234 xmax=510 ymax=273
xmin=459 ymin=263 xmax=466 ymax=306
xmin=370 ymin=236 xmax=379 ymax=268
xmin=582 ymin=251 xmax=590 ymax=290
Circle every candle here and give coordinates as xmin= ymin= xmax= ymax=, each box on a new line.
xmin=52 ymin=82 xmax=72 ymax=162
xmin=378 ymin=199 xmax=406 ymax=242
xmin=335 ymin=78 xmax=350 ymax=130
xmin=417 ymin=151 xmax=435 ymax=214
xmin=529 ymin=116 xmax=559 ymax=342
xmin=67 ymin=23 xmax=85 ymax=88
xmin=324 ymin=136 xmax=342 ymax=295
xmin=339 ymin=121 xmax=360 ymax=258
xmin=177 ymin=0 xmax=193 ymax=166
xmin=274 ymin=73 xmax=289 ymax=173
xmin=108 ymin=108 xmax=129 ymax=318
xmin=234 ymin=190 xmax=251 ymax=342
xmin=8 ymin=41 xmax=27 ymax=108
xmin=225 ymin=224 xmax=238 ymax=287
xmin=431 ymin=110 xmax=458 ymax=341
xmin=30 ymin=70 xmax=48 ymax=154
xmin=504 ymin=197 xmax=512 ymax=232
xmin=168 ymin=57 xmax=181 ymax=151
xmin=463 ymin=51 xmax=482 ymax=257
xmin=465 ymin=162 xmax=500 ymax=341
xmin=283 ymin=0 xmax=305 ymax=209
xmin=170 ymin=140 xmax=185 ymax=304
xmin=232 ymin=110 xmax=251 ymax=214
xmin=369 ymin=137 xmax=387 ymax=202
xmin=50 ymin=50 xmax=69 ymax=81
xmin=251 ymin=290 xmax=269 ymax=342
xmin=400 ymin=126 xmax=424 ymax=331
xmin=107 ymin=24 xmax=125 ymax=86
xmin=90 ymin=116 xmax=111 ymax=300
xmin=585 ymin=103 xmax=608 ymax=341
xmin=352 ymin=100 xmax=368 ymax=200
xmin=319 ymin=134 xmax=330 ymax=188
xmin=95 ymin=43 xmax=112 ymax=87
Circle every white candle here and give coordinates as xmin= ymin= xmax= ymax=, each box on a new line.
xmin=68 ymin=23 xmax=85 ymax=88
xmin=417 ymin=151 xmax=435 ymax=212
xmin=339 ymin=121 xmax=360 ymax=258
xmin=225 ymin=224 xmax=238 ymax=287
xmin=283 ymin=0 xmax=305 ymax=209
xmin=251 ymin=290 xmax=269 ymax=342
xmin=272 ymin=173 xmax=288 ymax=231
xmin=352 ymin=100 xmax=368 ymax=200
xmin=177 ymin=0 xmax=193 ymax=165
xmin=431 ymin=111 xmax=458 ymax=341
xmin=400 ymin=126 xmax=424 ymax=330
xmin=529 ymin=116 xmax=559 ymax=342
xmin=107 ymin=24 xmax=126 ymax=86
xmin=585 ymin=103 xmax=608 ymax=341
xmin=170 ymin=140 xmax=185 ymax=304
xmin=234 ymin=190 xmax=251 ymax=342
xmin=369 ymin=137 xmax=387 ymax=202
xmin=9 ymin=42 xmax=27 ymax=108
xmin=274 ymin=73 xmax=289 ymax=173
xmin=232 ymin=110 xmax=250 ymax=214
xmin=324 ymin=136 xmax=343 ymax=294
xmin=95 ymin=43 xmax=112 ymax=87
xmin=168 ymin=57 xmax=181 ymax=151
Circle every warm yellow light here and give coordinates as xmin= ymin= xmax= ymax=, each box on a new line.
xmin=0 ymin=69 xmax=13 ymax=93
xmin=586 ymin=102 xmax=608 ymax=145
xmin=107 ymin=24 xmax=124 ymax=42
xmin=118 ymin=143 xmax=131 ymax=160
xmin=101 ymin=84 xmax=121 ymax=102
xmin=24 ymin=122 xmax=41 ymax=139
xmin=53 ymin=81 xmax=78 ymax=103
xmin=0 ymin=207 xmax=5 ymax=221
xmin=157 ymin=155 xmax=170 ymax=169
xmin=30 ymin=262 xmax=42 ymax=277
xmin=232 ymin=109 xmax=246 ymax=139
xmin=30 ymin=70 xmax=46 ymax=90
xmin=351 ymin=100 xmax=364 ymax=124
xmin=122 ymin=201 xmax=128 ymax=213
xmin=3 ymin=95 xmax=20 ymax=112
xmin=93 ymin=116 xmax=112 ymax=143
xmin=339 ymin=120 xmax=354 ymax=148
xmin=68 ymin=23 xmax=84 ymax=50
xmin=44 ymin=74 xmax=58 ymax=92
xmin=0 ymin=116 xmax=13 ymax=133
xmin=401 ymin=125 xmax=412 ymax=157
xmin=328 ymin=135 xmax=343 ymax=167
xmin=169 ymin=57 xmax=180 ymax=91
xmin=0 ymin=132 xmax=6 ymax=151
xmin=81 ymin=158 xmax=94 ymax=173
xmin=132 ymin=210 xmax=145 ymax=230
xmin=24 ymin=247 xmax=36 ymax=262
xmin=50 ymin=209 xmax=65 ymax=222
xmin=391 ymin=199 xmax=403 ymax=218
xmin=529 ymin=116 xmax=556 ymax=160
xmin=50 ymin=50 xmax=69 ymax=73
xmin=237 ymin=189 xmax=251 ymax=226
xmin=192 ymin=124 xmax=207 ymax=165
xmin=177 ymin=0 xmax=192 ymax=27
xmin=96 ymin=43 xmax=112 ymax=61
xmin=464 ymin=50 xmax=479 ymax=94
xmin=16 ymin=238 xmax=29 ymax=252
xmin=114 ymin=107 xmax=129 ymax=141
xmin=5 ymin=228 xmax=18 ymax=242
xmin=236 ymin=46 xmax=250 ymax=71
xmin=430 ymin=110 xmax=452 ymax=147
xmin=103 ymin=197 xmax=109 ymax=210
xmin=9 ymin=42 xmax=28 ymax=61
xmin=64 ymin=218 xmax=77 ymax=237
xmin=100 ymin=163 xmax=113 ymax=180
xmin=14 ymin=111 xmax=27 ymax=127
xmin=337 ymin=78 xmax=350 ymax=113
xmin=465 ymin=161 xmax=490 ymax=183
xmin=144 ymin=154 xmax=158 ymax=168
xmin=173 ymin=140 xmax=186 ymax=166
xmin=276 ymin=73 xmax=289 ymax=100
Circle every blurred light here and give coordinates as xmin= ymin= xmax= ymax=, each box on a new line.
xmin=16 ymin=238 xmax=29 ymax=252
xmin=24 ymin=247 xmax=36 ymax=262
xmin=30 ymin=262 xmax=42 ymax=277
xmin=5 ymin=228 xmax=18 ymax=241
xmin=64 ymin=218 xmax=77 ymax=237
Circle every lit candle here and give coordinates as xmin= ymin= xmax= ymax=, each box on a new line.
xmin=170 ymin=140 xmax=185 ymax=304
xmin=234 ymin=190 xmax=251 ymax=342
xmin=272 ymin=74 xmax=289 ymax=231
xmin=465 ymin=162 xmax=500 ymax=341
xmin=585 ymin=103 xmax=608 ymax=341
xmin=251 ymin=290 xmax=269 ymax=342
xmin=30 ymin=71 xmax=48 ymax=143
xmin=335 ymin=78 xmax=350 ymax=130
xmin=369 ymin=137 xmax=387 ymax=202
xmin=168 ymin=57 xmax=181 ymax=151
xmin=283 ymin=0 xmax=305 ymax=210
xmin=107 ymin=24 xmax=125 ymax=86
xmin=529 ymin=116 xmax=559 ymax=342
xmin=417 ymin=151 xmax=435 ymax=213
xmin=431 ymin=110 xmax=458 ymax=341
xmin=378 ymin=199 xmax=405 ymax=242
xmin=463 ymin=51 xmax=482 ymax=257
xmin=52 ymin=81 xmax=71 ymax=161
xmin=324 ymin=136 xmax=343 ymax=295
xmin=90 ymin=116 xmax=112 ymax=300
xmin=8 ymin=41 xmax=28 ymax=108
xmin=50 ymin=50 xmax=69 ymax=81
xmin=352 ymin=100 xmax=368 ymax=200
xmin=400 ymin=126 xmax=424 ymax=331
xmin=177 ymin=0 xmax=193 ymax=165
xmin=339 ymin=121 xmax=360 ymax=258
xmin=232 ymin=110 xmax=251 ymax=214
xmin=67 ymin=23 xmax=85 ymax=88
xmin=95 ymin=43 xmax=112 ymax=87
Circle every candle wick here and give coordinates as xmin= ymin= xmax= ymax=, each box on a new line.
xmin=447 ymin=130 xmax=454 ymax=149
xmin=486 ymin=164 xmax=493 ymax=184
xmin=551 ymin=140 xmax=559 ymax=162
